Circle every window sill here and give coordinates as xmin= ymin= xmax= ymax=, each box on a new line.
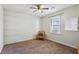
xmin=50 ymin=32 xmax=61 ymax=35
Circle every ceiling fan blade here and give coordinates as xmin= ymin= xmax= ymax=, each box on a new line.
xmin=42 ymin=8 xmax=49 ymax=10
xmin=30 ymin=7 xmax=37 ymax=9
xmin=33 ymin=10 xmax=37 ymax=12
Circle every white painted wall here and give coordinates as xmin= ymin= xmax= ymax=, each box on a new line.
xmin=41 ymin=5 xmax=79 ymax=48
xmin=4 ymin=10 xmax=40 ymax=45
xmin=0 ymin=5 xmax=3 ymax=53
xmin=4 ymin=5 xmax=79 ymax=48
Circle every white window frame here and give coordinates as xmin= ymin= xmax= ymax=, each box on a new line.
xmin=50 ymin=15 xmax=61 ymax=34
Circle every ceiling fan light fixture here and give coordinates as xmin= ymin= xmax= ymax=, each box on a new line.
xmin=38 ymin=10 xmax=42 ymax=13
xmin=30 ymin=4 xmax=51 ymax=13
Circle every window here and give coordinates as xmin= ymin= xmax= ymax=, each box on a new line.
xmin=50 ymin=16 xmax=61 ymax=34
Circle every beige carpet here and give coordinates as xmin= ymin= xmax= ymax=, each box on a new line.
xmin=1 ymin=39 xmax=77 ymax=54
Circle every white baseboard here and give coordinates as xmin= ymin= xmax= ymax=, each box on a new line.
xmin=4 ymin=38 xmax=33 ymax=45
xmin=47 ymin=37 xmax=77 ymax=49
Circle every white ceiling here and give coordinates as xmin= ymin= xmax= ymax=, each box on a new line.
xmin=3 ymin=4 xmax=75 ymax=17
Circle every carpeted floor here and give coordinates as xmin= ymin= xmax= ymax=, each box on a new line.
xmin=1 ymin=39 xmax=77 ymax=54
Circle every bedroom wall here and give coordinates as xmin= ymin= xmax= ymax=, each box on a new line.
xmin=0 ymin=5 xmax=3 ymax=53
xmin=41 ymin=5 xmax=79 ymax=48
xmin=4 ymin=9 xmax=40 ymax=45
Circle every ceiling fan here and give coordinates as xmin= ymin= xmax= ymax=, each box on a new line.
xmin=30 ymin=4 xmax=50 ymax=13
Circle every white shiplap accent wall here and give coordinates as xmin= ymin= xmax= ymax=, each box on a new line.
xmin=4 ymin=10 xmax=40 ymax=45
